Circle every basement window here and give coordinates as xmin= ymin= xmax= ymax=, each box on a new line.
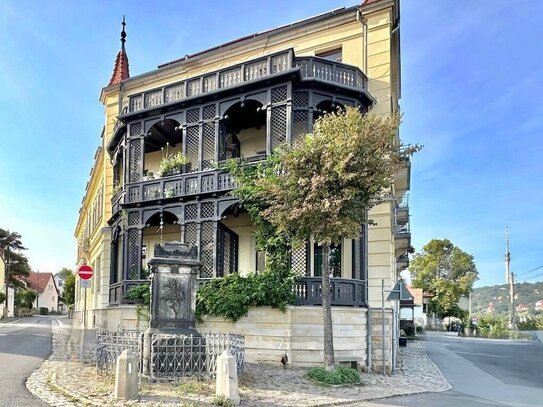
xmin=316 ymin=47 xmax=342 ymax=62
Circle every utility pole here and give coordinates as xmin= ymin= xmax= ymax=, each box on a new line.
xmin=510 ymin=272 xmax=516 ymax=330
xmin=504 ymin=227 xmax=511 ymax=285
xmin=3 ymin=247 xmax=9 ymax=318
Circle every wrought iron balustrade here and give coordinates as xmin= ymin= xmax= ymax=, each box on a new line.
xmin=395 ymin=217 xmax=410 ymax=236
xmin=294 ymin=277 xmax=366 ymax=307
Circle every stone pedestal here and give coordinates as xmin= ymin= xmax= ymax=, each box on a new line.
xmin=143 ymin=241 xmax=203 ymax=378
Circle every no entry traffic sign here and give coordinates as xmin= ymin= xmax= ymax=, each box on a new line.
xmin=78 ymin=264 xmax=93 ymax=280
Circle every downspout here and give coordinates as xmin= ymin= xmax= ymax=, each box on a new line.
xmin=357 ymin=9 xmax=372 ymax=373
xmin=364 ymin=218 xmax=371 ymax=372
xmin=356 ymin=9 xmax=369 ymax=74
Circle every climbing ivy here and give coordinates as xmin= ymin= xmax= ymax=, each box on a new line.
xmin=195 ymin=154 xmax=297 ymax=322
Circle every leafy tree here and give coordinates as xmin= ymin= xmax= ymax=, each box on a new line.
xmin=15 ymin=288 xmax=37 ymax=310
xmin=410 ymin=239 xmax=478 ymax=318
xmin=57 ymin=267 xmax=73 ymax=280
xmin=232 ymin=107 xmax=419 ymax=370
xmin=64 ymin=273 xmax=76 ymax=306
xmin=0 ymin=292 xmax=5 ymax=305
xmin=0 ymin=228 xmax=31 ymax=316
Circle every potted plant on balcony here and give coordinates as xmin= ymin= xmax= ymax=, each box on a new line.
xmin=142 ymin=170 xmax=155 ymax=181
xmin=157 ymin=152 xmax=190 ymax=177
xmin=164 ymin=187 xmax=175 ymax=198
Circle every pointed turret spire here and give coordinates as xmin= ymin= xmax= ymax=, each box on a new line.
xmin=108 ymin=16 xmax=130 ymax=86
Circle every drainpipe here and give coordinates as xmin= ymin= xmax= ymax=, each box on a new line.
xmin=363 ymin=218 xmax=372 ymax=372
xmin=356 ymin=9 xmax=369 ymax=74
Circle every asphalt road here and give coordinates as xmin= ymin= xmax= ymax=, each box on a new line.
xmin=365 ymin=331 xmax=543 ymax=407
xmin=0 ymin=316 xmax=54 ymax=406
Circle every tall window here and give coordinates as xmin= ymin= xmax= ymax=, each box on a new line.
xmin=314 ymin=243 xmax=341 ymax=277
xmin=316 ymin=47 xmax=342 ymax=62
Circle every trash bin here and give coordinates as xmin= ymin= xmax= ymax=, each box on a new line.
xmin=399 ymin=337 xmax=407 ymax=347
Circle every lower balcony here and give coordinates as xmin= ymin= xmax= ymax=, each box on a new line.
xmin=124 ymin=169 xmax=238 ymax=205
xmin=294 ymin=277 xmax=366 ymax=307
xmin=110 ymin=276 xmax=366 ymax=307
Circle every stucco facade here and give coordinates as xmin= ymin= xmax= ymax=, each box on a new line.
xmin=74 ymin=0 xmax=409 ymax=370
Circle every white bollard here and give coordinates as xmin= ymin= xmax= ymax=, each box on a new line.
xmin=215 ymin=350 xmax=240 ymax=406
xmin=114 ymin=349 xmax=139 ymax=400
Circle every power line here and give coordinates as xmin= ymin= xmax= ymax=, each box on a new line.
xmin=516 ymin=264 xmax=543 ymax=277
xmin=519 ymin=272 xmax=543 ymax=282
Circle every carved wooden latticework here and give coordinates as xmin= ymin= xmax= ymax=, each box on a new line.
xmin=290 ymin=242 xmax=309 ymax=277
xmin=200 ymin=221 xmax=214 ymax=278
xmin=186 ymin=126 xmax=199 ymax=173
xmin=128 ymin=123 xmax=142 ymax=183
xmin=127 ymin=228 xmax=140 ymax=280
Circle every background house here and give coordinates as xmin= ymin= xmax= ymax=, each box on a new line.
xmin=26 ymin=272 xmax=59 ymax=312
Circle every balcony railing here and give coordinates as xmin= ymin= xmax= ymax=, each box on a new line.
xmin=395 ymin=217 xmax=411 ymax=236
xmin=128 ymin=49 xmax=293 ymax=113
xmin=125 ymin=170 xmax=238 ymax=204
xmin=397 ymin=193 xmax=409 ymax=210
xmin=294 ymin=277 xmax=366 ymax=307
xmin=295 ymin=57 xmax=367 ymax=89
xmin=109 ymin=280 xmax=149 ymax=305
xmin=125 ymin=50 xmax=368 ymax=114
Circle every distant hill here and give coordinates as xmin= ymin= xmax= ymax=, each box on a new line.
xmin=459 ymin=281 xmax=543 ymax=315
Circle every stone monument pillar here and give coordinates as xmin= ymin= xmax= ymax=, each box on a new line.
xmin=142 ymin=241 xmax=201 ymax=377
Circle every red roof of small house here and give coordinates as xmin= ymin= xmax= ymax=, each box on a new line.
xmin=406 ymin=285 xmax=423 ymax=306
xmin=25 ymin=272 xmax=57 ymax=294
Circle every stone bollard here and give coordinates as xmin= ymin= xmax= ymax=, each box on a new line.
xmin=215 ymin=350 xmax=240 ymax=406
xmin=114 ymin=349 xmax=139 ymax=400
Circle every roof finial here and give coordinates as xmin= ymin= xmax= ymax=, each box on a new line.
xmin=120 ymin=15 xmax=127 ymax=51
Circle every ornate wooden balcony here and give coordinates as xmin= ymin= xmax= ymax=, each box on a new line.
xmin=124 ymin=169 xmax=238 ymax=205
xmin=294 ymin=277 xmax=366 ymax=307
xmin=125 ymin=49 xmax=368 ymax=114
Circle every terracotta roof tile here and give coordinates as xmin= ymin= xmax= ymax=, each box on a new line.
xmin=108 ymin=49 xmax=130 ymax=86
xmin=25 ymin=272 xmax=56 ymax=294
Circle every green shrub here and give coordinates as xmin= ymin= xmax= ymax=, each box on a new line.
xmin=306 ymin=367 xmax=361 ymax=385
xmin=196 ymin=271 xmax=296 ymax=322
xmin=416 ymin=326 xmax=424 ymax=334
xmin=178 ymin=378 xmax=211 ymax=395
xmin=212 ymin=395 xmax=235 ymax=407
xmin=478 ymin=314 xmax=508 ymax=338
xmin=403 ymin=326 xmax=415 ymax=337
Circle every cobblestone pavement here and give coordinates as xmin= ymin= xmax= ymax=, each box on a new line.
xmin=27 ymin=325 xmax=450 ymax=406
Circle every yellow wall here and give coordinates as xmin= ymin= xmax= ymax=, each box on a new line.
xmin=79 ymin=3 xmax=400 ymax=325
xmin=238 ymin=127 xmax=266 ymax=158
xmin=144 ymin=144 xmax=182 ymax=176
xmin=221 ymin=213 xmax=256 ymax=275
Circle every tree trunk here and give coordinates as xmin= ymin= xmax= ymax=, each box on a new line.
xmin=321 ymin=242 xmax=335 ymax=371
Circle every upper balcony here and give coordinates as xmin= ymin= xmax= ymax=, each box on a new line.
xmin=123 ymin=49 xmax=369 ymax=117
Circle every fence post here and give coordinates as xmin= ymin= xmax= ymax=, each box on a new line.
xmin=216 ymin=350 xmax=240 ymax=406
xmin=114 ymin=349 xmax=139 ymax=400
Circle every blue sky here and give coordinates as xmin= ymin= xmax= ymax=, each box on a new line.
xmin=0 ymin=1 xmax=541 ymax=287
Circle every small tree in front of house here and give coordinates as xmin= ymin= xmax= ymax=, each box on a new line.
xmin=242 ymin=106 xmax=419 ymax=370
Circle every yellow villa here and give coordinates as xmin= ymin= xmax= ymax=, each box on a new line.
xmin=75 ymin=0 xmax=410 ymax=372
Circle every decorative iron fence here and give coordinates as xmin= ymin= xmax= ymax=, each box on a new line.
xmin=95 ymin=330 xmax=244 ymax=381
xmin=96 ymin=330 xmax=142 ymax=374
xmin=147 ymin=333 xmax=244 ymax=381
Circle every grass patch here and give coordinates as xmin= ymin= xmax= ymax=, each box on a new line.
xmin=178 ymin=378 xmax=212 ymax=395
xmin=212 ymin=394 xmax=236 ymax=407
xmin=306 ymin=366 xmax=361 ymax=385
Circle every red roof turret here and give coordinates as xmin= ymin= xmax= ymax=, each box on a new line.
xmin=108 ymin=16 xmax=130 ymax=86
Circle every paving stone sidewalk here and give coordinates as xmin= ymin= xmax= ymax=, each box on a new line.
xmin=27 ymin=325 xmax=451 ymax=406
